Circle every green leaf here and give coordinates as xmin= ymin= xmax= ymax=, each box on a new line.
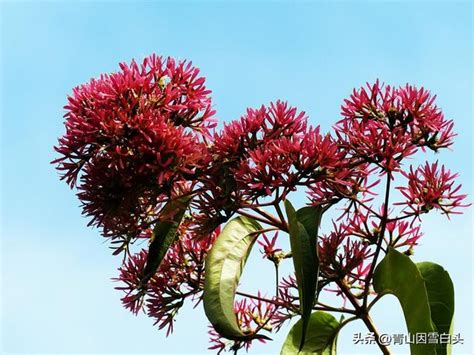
xmin=417 ymin=262 xmax=455 ymax=355
xmin=329 ymin=315 xmax=345 ymax=355
xmin=203 ymin=216 xmax=267 ymax=340
xmin=285 ymin=200 xmax=320 ymax=350
xmin=139 ymin=196 xmax=191 ymax=288
xmin=296 ymin=206 xmax=324 ymax=240
xmin=373 ymin=247 xmax=437 ymax=355
xmin=281 ymin=311 xmax=340 ymax=355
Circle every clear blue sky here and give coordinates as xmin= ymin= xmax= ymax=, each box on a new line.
xmin=1 ymin=1 xmax=472 ymax=354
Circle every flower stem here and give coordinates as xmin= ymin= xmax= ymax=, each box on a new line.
xmin=363 ymin=172 xmax=392 ymax=308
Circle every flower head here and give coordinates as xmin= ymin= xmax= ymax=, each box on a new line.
xmin=318 ymin=222 xmax=372 ymax=281
xmin=193 ymin=101 xmax=309 ymax=230
xmin=203 ymin=101 xmax=362 ymax=208
xmin=396 ymin=161 xmax=469 ymax=217
xmin=53 ymin=54 xmax=214 ymax=242
xmin=399 ymin=84 xmax=455 ymax=149
xmin=336 ymin=80 xmax=456 ymax=172
xmin=114 ymin=222 xmax=219 ymax=335
xmin=216 ymin=101 xmax=308 ymax=199
xmin=208 ymin=295 xmax=275 ymax=354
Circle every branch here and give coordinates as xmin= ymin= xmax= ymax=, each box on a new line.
xmin=362 ymin=172 xmax=392 ymax=308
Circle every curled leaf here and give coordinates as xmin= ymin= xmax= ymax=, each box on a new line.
xmin=203 ymin=216 xmax=268 ymax=341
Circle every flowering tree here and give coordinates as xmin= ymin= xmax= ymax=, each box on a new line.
xmin=53 ymin=54 xmax=469 ymax=355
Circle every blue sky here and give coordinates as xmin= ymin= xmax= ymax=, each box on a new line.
xmin=0 ymin=1 xmax=472 ymax=354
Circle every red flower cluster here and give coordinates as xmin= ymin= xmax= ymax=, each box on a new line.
xmin=208 ymin=296 xmax=275 ymax=354
xmin=336 ymin=80 xmax=455 ymax=172
xmin=194 ymin=101 xmax=310 ymax=231
xmin=114 ymin=223 xmax=219 ymax=335
xmin=396 ymin=161 xmax=469 ymax=217
xmin=318 ymin=221 xmax=372 ymax=281
xmin=53 ymin=55 xmax=215 ymax=242
xmin=225 ymin=103 xmax=356 ymax=202
xmin=214 ymin=101 xmax=309 ymax=196
xmin=194 ymin=101 xmax=369 ymax=231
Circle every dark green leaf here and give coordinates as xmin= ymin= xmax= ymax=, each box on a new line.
xmin=281 ymin=311 xmax=340 ymax=355
xmin=417 ymin=262 xmax=455 ymax=355
xmin=373 ymin=247 xmax=437 ymax=355
xmin=203 ymin=216 xmax=268 ymax=340
xmin=296 ymin=206 xmax=324 ymax=240
xmin=285 ymin=200 xmax=320 ymax=350
xmin=139 ymin=196 xmax=191 ymax=288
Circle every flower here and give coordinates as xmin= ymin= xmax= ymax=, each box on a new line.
xmin=386 ymin=220 xmax=423 ymax=248
xmin=193 ymin=101 xmax=309 ymax=229
xmin=336 ymin=115 xmax=417 ymax=172
xmin=114 ymin=249 xmax=149 ymax=314
xmin=399 ymin=84 xmax=455 ymax=150
xmin=336 ymin=80 xmax=456 ymax=172
xmin=396 ymin=161 xmax=469 ymax=217
xmin=258 ymin=232 xmax=283 ymax=263
xmin=55 ymin=55 xmax=214 ymax=186
xmin=318 ymin=222 xmax=372 ymax=280
xmin=53 ymin=54 xmax=214 ymax=242
xmin=215 ymin=101 xmax=308 ymax=200
xmin=236 ymin=126 xmax=352 ymax=201
xmin=75 ymin=123 xmax=201 ymax=243
xmin=201 ymin=101 xmax=362 ymax=209
xmin=208 ymin=295 xmax=275 ymax=354
xmin=214 ymin=101 xmax=307 ymax=160
xmin=306 ymin=159 xmax=372 ymax=207
xmin=114 ymin=222 xmax=219 ymax=335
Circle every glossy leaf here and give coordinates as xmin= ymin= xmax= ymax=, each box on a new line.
xmin=203 ymin=216 xmax=267 ymax=340
xmin=296 ymin=206 xmax=324 ymax=240
xmin=373 ymin=247 xmax=436 ymax=355
xmin=417 ymin=262 xmax=455 ymax=355
xmin=281 ymin=311 xmax=340 ymax=355
xmin=285 ymin=200 xmax=320 ymax=350
xmin=139 ymin=196 xmax=191 ymax=288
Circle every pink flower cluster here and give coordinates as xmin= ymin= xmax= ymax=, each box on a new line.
xmin=318 ymin=221 xmax=372 ymax=281
xmin=396 ymin=161 xmax=469 ymax=217
xmin=337 ymin=80 xmax=455 ymax=172
xmin=209 ymin=295 xmax=275 ymax=354
xmin=114 ymin=221 xmax=219 ymax=335
xmin=194 ymin=101 xmax=369 ymax=234
xmin=53 ymin=55 xmax=215 ymax=243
